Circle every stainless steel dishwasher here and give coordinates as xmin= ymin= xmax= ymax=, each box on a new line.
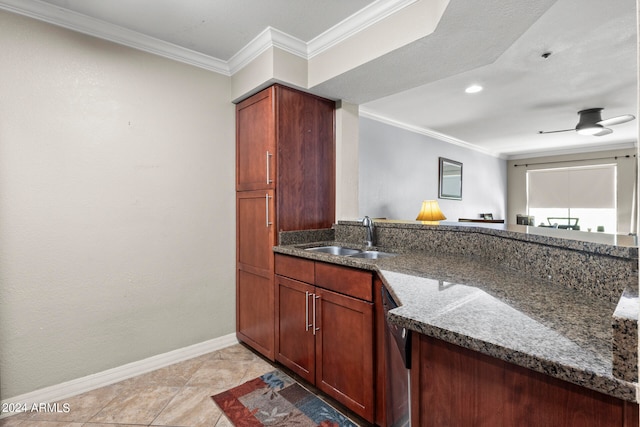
xmin=381 ymin=284 xmax=411 ymax=427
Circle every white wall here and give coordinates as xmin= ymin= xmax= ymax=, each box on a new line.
xmin=335 ymin=101 xmax=360 ymax=219
xmin=359 ymin=117 xmax=507 ymax=221
xmin=0 ymin=11 xmax=236 ymax=398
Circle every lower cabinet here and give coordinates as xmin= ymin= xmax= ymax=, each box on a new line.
xmin=275 ymin=254 xmax=375 ymax=422
xmin=411 ymin=334 xmax=640 ymax=427
xmin=275 ymin=276 xmax=315 ymax=382
xmin=237 ymin=269 xmax=274 ymax=359
xmin=236 ymin=191 xmax=276 ymax=359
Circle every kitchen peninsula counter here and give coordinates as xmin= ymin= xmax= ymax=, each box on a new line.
xmin=273 ymin=221 xmax=639 ymax=404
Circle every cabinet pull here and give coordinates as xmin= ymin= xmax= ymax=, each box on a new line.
xmin=266 ymin=151 xmax=273 ymax=184
xmin=312 ymin=294 xmax=320 ymax=335
xmin=265 ymin=193 xmax=272 ymax=227
xmin=305 ymin=291 xmax=311 ymax=331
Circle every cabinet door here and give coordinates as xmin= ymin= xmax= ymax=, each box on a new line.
xmin=315 ymin=287 xmax=375 ymax=421
xmin=275 ymin=275 xmax=315 ymax=383
xmin=236 ymin=190 xmax=276 ymax=359
xmin=237 ymin=190 xmax=275 ymax=271
xmin=237 ymin=269 xmax=275 ymax=359
xmin=236 ymin=87 xmax=275 ymax=191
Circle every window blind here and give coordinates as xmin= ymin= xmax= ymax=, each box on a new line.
xmin=527 ymin=165 xmax=616 ymax=210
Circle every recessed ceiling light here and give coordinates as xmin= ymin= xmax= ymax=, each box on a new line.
xmin=465 ymin=84 xmax=483 ymax=94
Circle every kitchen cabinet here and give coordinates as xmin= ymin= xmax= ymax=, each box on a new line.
xmin=275 ymin=275 xmax=315 ymax=382
xmin=275 ymin=254 xmax=375 ymax=422
xmin=236 ymin=89 xmax=275 ymax=192
xmin=236 ymin=190 xmax=275 ymax=357
xmin=411 ymin=334 xmax=639 ymax=427
xmin=235 ymin=85 xmax=335 ymax=360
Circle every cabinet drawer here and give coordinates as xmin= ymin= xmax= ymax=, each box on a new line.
xmin=275 ymin=254 xmax=315 ymax=283
xmin=315 ymin=262 xmax=373 ymax=302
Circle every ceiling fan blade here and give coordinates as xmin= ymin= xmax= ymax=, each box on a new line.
xmin=593 ymin=127 xmax=613 ymax=136
xmin=598 ymin=114 xmax=635 ymax=127
xmin=538 ymin=128 xmax=574 ymax=134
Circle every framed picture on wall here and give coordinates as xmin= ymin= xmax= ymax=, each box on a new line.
xmin=439 ymin=157 xmax=462 ymax=200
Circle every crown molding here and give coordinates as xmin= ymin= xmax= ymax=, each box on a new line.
xmin=506 ymin=141 xmax=638 ymax=160
xmin=359 ymin=107 xmax=503 ymax=158
xmin=0 ymin=0 xmax=231 ymax=74
xmin=360 ymin=108 xmax=639 ymax=160
xmin=307 ymin=0 xmax=417 ymax=58
xmin=0 ymin=0 xmax=416 ymax=77
xmin=227 ymin=26 xmax=307 ymax=75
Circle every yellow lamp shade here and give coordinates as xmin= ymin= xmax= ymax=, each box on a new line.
xmin=416 ymin=200 xmax=446 ymax=224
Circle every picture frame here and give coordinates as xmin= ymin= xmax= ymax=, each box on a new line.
xmin=482 ymin=213 xmax=493 ymax=220
xmin=438 ymin=157 xmax=462 ymax=200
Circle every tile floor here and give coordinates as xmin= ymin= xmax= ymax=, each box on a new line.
xmin=0 ymin=344 xmax=279 ymax=427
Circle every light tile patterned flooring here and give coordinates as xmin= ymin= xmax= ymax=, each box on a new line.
xmin=0 ymin=344 xmax=276 ymax=427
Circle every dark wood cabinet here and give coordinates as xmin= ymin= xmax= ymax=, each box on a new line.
xmin=237 ymin=190 xmax=274 ymax=272
xmin=235 ymin=85 xmax=335 ymax=360
xmin=275 ymin=275 xmax=315 ymax=383
xmin=236 ymin=88 xmax=275 ymax=192
xmin=235 ymin=84 xmax=335 ymax=230
xmin=315 ymin=286 xmax=374 ymax=419
xmin=275 ymin=254 xmax=375 ymax=422
xmin=411 ymin=333 xmax=639 ymax=427
xmin=236 ymin=190 xmax=275 ymax=358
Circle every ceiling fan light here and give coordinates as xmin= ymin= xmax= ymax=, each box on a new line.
xmin=465 ymin=84 xmax=483 ymax=94
xmin=576 ymin=124 xmax=604 ymax=135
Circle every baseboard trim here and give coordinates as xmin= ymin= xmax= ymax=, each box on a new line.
xmin=0 ymin=333 xmax=238 ymax=418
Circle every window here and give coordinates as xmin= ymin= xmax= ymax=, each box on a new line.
xmin=526 ymin=165 xmax=616 ymax=232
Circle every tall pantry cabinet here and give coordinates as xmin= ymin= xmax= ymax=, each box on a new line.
xmin=236 ymin=84 xmax=335 ymax=360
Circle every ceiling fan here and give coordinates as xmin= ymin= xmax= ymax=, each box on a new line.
xmin=538 ymin=108 xmax=635 ymax=137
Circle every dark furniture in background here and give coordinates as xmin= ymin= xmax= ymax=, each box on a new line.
xmin=516 ymin=214 xmax=535 ymax=225
xmin=459 ymin=218 xmax=505 ymax=224
xmin=540 ymin=217 xmax=581 ymax=230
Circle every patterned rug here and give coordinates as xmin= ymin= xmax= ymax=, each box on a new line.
xmin=211 ymin=369 xmax=358 ymax=427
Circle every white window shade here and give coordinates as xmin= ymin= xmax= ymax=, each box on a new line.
xmin=568 ymin=166 xmax=616 ymax=208
xmin=527 ymin=165 xmax=616 ymax=210
xmin=528 ymin=169 xmax=569 ymax=209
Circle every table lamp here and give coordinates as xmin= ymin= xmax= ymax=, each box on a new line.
xmin=416 ymin=200 xmax=446 ymax=224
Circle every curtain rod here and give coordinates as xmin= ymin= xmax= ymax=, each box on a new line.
xmin=513 ymin=154 xmax=636 ymax=167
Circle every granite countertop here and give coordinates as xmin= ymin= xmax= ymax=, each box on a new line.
xmin=273 ymin=240 xmax=638 ymax=403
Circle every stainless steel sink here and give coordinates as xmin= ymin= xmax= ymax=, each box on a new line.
xmin=304 ymin=246 xmax=362 ymax=256
xmin=348 ymin=251 xmax=397 ymax=259
xmin=304 ymin=245 xmax=397 ymax=259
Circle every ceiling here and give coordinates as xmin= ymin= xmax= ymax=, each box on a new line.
xmin=4 ymin=0 xmax=637 ymax=159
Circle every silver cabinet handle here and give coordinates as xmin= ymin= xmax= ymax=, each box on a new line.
xmin=266 ymin=151 xmax=273 ymax=184
xmin=305 ymin=291 xmax=310 ymax=331
xmin=265 ymin=193 xmax=272 ymax=227
xmin=312 ymin=294 xmax=320 ymax=335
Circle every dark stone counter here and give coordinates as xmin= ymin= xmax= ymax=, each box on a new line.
xmin=274 ymin=220 xmax=639 ymax=402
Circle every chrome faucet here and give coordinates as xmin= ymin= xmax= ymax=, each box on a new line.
xmin=362 ymin=216 xmax=374 ymax=247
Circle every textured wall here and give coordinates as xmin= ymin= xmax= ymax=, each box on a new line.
xmin=0 ymin=11 xmax=235 ymax=398
xmin=358 ymin=117 xmax=507 ymax=222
